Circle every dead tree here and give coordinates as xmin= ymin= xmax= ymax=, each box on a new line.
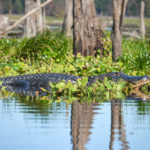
xmin=62 ymin=0 xmax=73 ymax=36
xmin=8 ymin=0 xmax=12 ymax=15
xmin=73 ymin=0 xmax=104 ymax=56
xmin=112 ymin=0 xmax=128 ymax=61
xmin=0 ymin=16 xmax=9 ymax=31
xmin=24 ymin=0 xmax=43 ymax=37
xmin=140 ymin=1 xmax=145 ymax=39
xmin=0 ymin=0 xmax=53 ymax=36
xmin=42 ymin=6 xmax=46 ymax=28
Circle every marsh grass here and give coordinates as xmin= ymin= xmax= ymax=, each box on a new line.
xmin=121 ymin=39 xmax=150 ymax=74
xmin=0 ymin=30 xmax=150 ymax=77
xmin=19 ymin=31 xmax=71 ymax=63
xmin=0 ymin=30 xmax=72 ymax=64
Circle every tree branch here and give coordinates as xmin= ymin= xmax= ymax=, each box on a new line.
xmin=0 ymin=0 xmax=53 ymax=36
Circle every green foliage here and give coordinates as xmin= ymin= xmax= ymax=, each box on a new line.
xmin=0 ymin=30 xmax=72 ymax=64
xmin=48 ymin=77 xmax=89 ymax=98
xmin=0 ymin=38 xmax=19 ymax=63
xmin=94 ymin=0 xmax=150 ymax=17
xmin=0 ymin=33 xmax=150 ymax=78
xmin=121 ymin=39 xmax=150 ymax=75
xmin=43 ymin=77 xmax=126 ymax=100
xmin=13 ymin=0 xmax=23 ymax=14
xmin=19 ymin=31 xmax=71 ymax=63
xmin=95 ymin=0 xmax=111 ymax=14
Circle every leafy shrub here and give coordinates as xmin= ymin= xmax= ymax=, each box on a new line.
xmin=42 ymin=77 xmax=126 ymax=100
xmin=0 ymin=30 xmax=72 ymax=64
xmin=121 ymin=39 xmax=150 ymax=75
xmin=0 ymin=38 xmax=20 ymax=63
xmin=18 ymin=30 xmax=72 ymax=63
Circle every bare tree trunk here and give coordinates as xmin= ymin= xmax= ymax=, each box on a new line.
xmin=140 ymin=1 xmax=145 ymax=39
xmin=62 ymin=0 xmax=73 ymax=36
xmin=112 ymin=0 xmax=128 ymax=61
xmin=73 ymin=0 xmax=104 ymax=56
xmin=42 ymin=7 xmax=46 ymax=28
xmin=8 ymin=0 xmax=12 ymax=15
xmin=0 ymin=1 xmax=2 ymax=13
xmin=37 ymin=0 xmax=43 ymax=31
xmin=24 ymin=0 xmax=43 ymax=37
xmin=0 ymin=15 xmax=9 ymax=31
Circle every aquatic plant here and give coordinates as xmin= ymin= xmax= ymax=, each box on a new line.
xmin=40 ymin=77 xmax=126 ymax=101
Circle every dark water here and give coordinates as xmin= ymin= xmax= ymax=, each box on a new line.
xmin=0 ymin=95 xmax=150 ymax=150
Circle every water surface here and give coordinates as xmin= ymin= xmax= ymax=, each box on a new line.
xmin=0 ymin=94 xmax=150 ymax=150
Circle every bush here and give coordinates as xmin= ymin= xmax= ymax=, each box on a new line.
xmin=19 ymin=30 xmax=72 ymax=63
xmin=0 ymin=30 xmax=72 ymax=64
xmin=121 ymin=39 xmax=150 ymax=75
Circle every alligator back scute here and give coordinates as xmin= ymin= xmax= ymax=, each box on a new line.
xmin=0 ymin=73 xmax=80 ymax=87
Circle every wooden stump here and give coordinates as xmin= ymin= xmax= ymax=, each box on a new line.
xmin=140 ymin=1 xmax=145 ymax=39
xmin=112 ymin=0 xmax=128 ymax=61
xmin=62 ymin=0 xmax=73 ymax=36
xmin=73 ymin=0 xmax=104 ymax=56
xmin=24 ymin=0 xmax=43 ymax=37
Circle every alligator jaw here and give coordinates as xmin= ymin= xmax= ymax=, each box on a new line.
xmin=131 ymin=77 xmax=150 ymax=88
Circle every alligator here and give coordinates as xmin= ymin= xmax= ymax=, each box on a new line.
xmin=0 ymin=72 xmax=150 ymax=96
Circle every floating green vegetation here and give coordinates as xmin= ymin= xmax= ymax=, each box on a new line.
xmin=39 ymin=77 xmax=126 ymax=101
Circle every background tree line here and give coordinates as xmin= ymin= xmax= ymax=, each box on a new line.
xmin=95 ymin=0 xmax=150 ymax=16
xmin=0 ymin=0 xmax=150 ymax=17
